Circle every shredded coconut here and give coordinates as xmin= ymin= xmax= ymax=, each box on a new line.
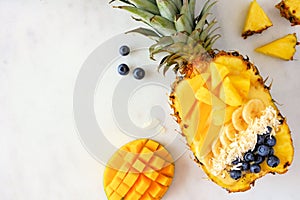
xmin=211 ymin=106 xmax=281 ymax=176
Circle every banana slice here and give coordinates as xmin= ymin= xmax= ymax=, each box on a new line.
xmin=219 ymin=129 xmax=231 ymax=147
xmin=224 ymin=123 xmax=237 ymax=142
xmin=242 ymin=99 xmax=265 ymax=124
xmin=212 ymin=138 xmax=222 ymax=158
xmin=232 ymin=107 xmax=248 ymax=131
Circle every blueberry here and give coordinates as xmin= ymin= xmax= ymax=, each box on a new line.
xmin=118 ymin=64 xmax=130 ymax=76
xmin=257 ymin=134 xmax=265 ymax=145
xmin=119 ymin=45 xmax=130 ymax=56
xmin=241 ymin=162 xmax=250 ymax=171
xmin=267 ymin=155 xmax=280 ymax=168
xmin=133 ymin=68 xmax=145 ymax=80
xmin=266 ymin=126 xmax=272 ymax=134
xmin=232 ymin=158 xmax=241 ymax=165
xmin=265 ymin=135 xmax=276 ymax=147
xmin=269 ymin=147 xmax=274 ymax=156
xmin=229 ymin=170 xmax=242 ymax=180
xmin=250 ymin=164 xmax=261 ymax=173
xmin=244 ymin=152 xmax=255 ymax=162
xmin=257 ymin=145 xmax=270 ymax=157
xmin=254 ymin=155 xmax=265 ymax=164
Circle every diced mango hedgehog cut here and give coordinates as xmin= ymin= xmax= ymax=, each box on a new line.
xmin=255 ymin=33 xmax=299 ymax=60
xmin=242 ymin=0 xmax=273 ymax=39
xmin=276 ymin=0 xmax=300 ymax=26
xmin=103 ymin=139 xmax=174 ymax=200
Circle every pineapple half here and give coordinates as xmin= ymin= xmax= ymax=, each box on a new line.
xmin=111 ymin=0 xmax=294 ymax=192
xmin=276 ymin=0 xmax=300 ymax=26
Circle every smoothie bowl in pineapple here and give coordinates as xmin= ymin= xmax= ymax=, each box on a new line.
xmin=74 ymin=0 xmax=299 ymax=199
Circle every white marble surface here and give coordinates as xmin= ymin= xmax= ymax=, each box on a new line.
xmin=1 ymin=0 xmax=300 ymax=200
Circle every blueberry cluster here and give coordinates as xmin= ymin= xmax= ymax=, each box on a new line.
xmin=229 ymin=126 xmax=280 ymax=180
xmin=117 ymin=45 xmax=145 ymax=80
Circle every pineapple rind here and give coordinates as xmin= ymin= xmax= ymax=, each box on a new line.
xmin=276 ymin=0 xmax=300 ymax=26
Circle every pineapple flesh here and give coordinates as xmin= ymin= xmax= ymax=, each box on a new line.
xmin=111 ymin=0 xmax=294 ymax=192
xmin=276 ymin=0 xmax=300 ymax=26
xmin=242 ymin=0 xmax=273 ymax=39
xmin=255 ymin=33 xmax=298 ymax=60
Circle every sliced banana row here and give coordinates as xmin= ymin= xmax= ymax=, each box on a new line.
xmin=211 ymin=99 xmax=265 ymax=158
xmin=232 ymin=99 xmax=265 ymax=131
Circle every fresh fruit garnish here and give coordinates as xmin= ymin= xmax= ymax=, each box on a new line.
xmin=255 ymin=33 xmax=299 ymax=60
xmin=103 ymin=139 xmax=174 ymax=200
xmin=118 ymin=63 xmax=130 ymax=76
xmin=229 ymin=170 xmax=242 ymax=180
xmin=257 ymin=145 xmax=270 ymax=157
xmin=276 ymin=0 xmax=300 ymax=26
xmin=250 ymin=164 xmax=261 ymax=173
xmin=242 ymin=0 xmax=273 ymax=39
xmin=133 ymin=68 xmax=146 ymax=80
xmin=119 ymin=45 xmax=130 ymax=56
xmin=267 ymin=155 xmax=280 ymax=167
xmin=111 ymin=0 xmax=294 ymax=192
xmin=265 ymin=136 xmax=276 ymax=147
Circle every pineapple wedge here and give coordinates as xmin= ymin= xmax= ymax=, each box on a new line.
xmin=276 ymin=0 xmax=300 ymax=26
xmin=242 ymin=0 xmax=273 ymax=39
xmin=255 ymin=33 xmax=299 ymax=60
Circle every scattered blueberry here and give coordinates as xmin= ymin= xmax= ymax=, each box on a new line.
xmin=118 ymin=63 xmax=130 ymax=76
xmin=257 ymin=145 xmax=270 ymax=157
xmin=119 ymin=45 xmax=130 ymax=56
xmin=229 ymin=170 xmax=242 ymax=180
xmin=254 ymin=155 xmax=265 ymax=164
xmin=267 ymin=155 xmax=280 ymax=168
xmin=269 ymin=147 xmax=274 ymax=156
xmin=133 ymin=68 xmax=145 ymax=80
xmin=244 ymin=152 xmax=255 ymax=162
xmin=265 ymin=135 xmax=276 ymax=147
xmin=241 ymin=162 xmax=250 ymax=171
xmin=250 ymin=164 xmax=261 ymax=173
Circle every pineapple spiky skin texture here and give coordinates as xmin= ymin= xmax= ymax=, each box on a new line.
xmin=255 ymin=33 xmax=299 ymax=60
xmin=242 ymin=0 xmax=273 ymax=39
xmin=111 ymin=0 xmax=294 ymax=192
xmin=276 ymin=0 xmax=300 ymax=26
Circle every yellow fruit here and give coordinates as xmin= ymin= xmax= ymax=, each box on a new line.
xmin=242 ymin=99 xmax=265 ymax=124
xmin=276 ymin=0 xmax=300 ymax=26
xmin=255 ymin=33 xmax=299 ymax=60
xmin=113 ymin=0 xmax=294 ymax=193
xmin=103 ymin=139 xmax=174 ymax=200
xmin=210 ymin=62 xmax=230 ymax=89
xmin=219 ymin=77 xmax=243 ymax=107
xmin=242 ymin=0 xmax=273 ymax=39
xmin=232 ymin=107 xmax=248 ymax=131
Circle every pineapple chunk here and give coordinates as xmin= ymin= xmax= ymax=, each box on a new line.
xmin=195 ymin=86 xmax=226 ymax=109
xmin=276 ymin=0 xmax=300 ymax=26
xmin=255 ymin=33 xmax=298 ymax=60
xmin=229 ymin=72 xmax=250 ymax=99
xmin=242 ymin=0 xmax=273 ymax=39
xmin=103 ymin=139 xmax=174 ymax=200
xmin=219 ymin=77 xmax=243 ymax=107
xmin=210 ymin=62 xmax=230 ymax=89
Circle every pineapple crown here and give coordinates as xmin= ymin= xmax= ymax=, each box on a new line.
xmin=110 ymin=0 xmax=220 ymax=75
